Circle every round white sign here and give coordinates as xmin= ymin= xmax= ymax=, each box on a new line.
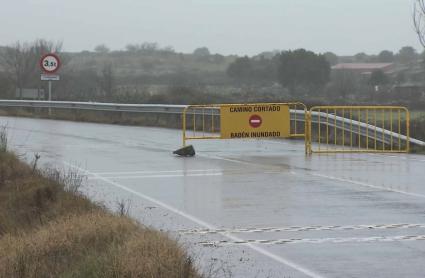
xmin=40 ymin=53 xmax=61 ymax=73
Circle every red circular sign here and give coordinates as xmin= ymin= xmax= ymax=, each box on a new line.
xmin=249 ymin=115 xmax=262 ymax=128
xmin=40 ymin=53 xmax=61 ymax=73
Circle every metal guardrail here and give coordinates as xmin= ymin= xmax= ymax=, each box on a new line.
xmin=291 ymin=110 xmax=425 ymax=147
xmin=0 ymin=100 xmax=186 ymax=114
xmin=308 ymin=106 xmax=410 ymax=153
xmin=1 ymin=100 xmax=424 ymax=148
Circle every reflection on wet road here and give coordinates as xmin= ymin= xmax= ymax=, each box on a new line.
xmin=3 ymin=115 xmax=425 ymax=278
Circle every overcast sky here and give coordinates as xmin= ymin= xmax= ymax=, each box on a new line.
xmin=0 ymin=0 xmax=422 ymax=56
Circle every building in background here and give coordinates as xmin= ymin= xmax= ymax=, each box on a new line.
xmin=331 ymin=63 xmax=394 ymax=75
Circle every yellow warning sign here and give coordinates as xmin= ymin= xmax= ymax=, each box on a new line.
xmin=220 ymin=104 xmax=290 ymax=139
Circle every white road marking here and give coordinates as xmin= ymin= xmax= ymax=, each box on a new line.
xmin=92 ymin=169 xmax=222 ymax=175
xmin=90 ymin=167 xmax=293 ymax=180
xmin=263 ymin=139 xmax=291 ymax=145
xmin=310 ymin=172 xmax=425 ymax=199
xmin=199 ymin=234 xmax=425 ymax=247
xmin=64 ymin=161 xmax=326 ymax=278
xmin=201 ymin=155 xmax=297 ymax=176
xmin=203 ymin=155 xmax=266 ymax=166
xmin=179 ymin=223 xmax=425 ymax=235
xmin=88 ymin=172 xmax=223 ymax=180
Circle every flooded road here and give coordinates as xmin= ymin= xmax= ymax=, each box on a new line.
xmin=3 ymin=115 xmax=425 ymax=278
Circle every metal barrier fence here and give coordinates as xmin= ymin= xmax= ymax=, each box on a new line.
xmin=182 ymin=105 xmax=221 ymax=146
xmin=307 ymin=106 xmax=410 ymax=154
xmin=182 ymin=103 xmax=307 ymax=148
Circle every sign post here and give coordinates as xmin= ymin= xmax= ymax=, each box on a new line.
xmin=40 ymin=53 xmax=61 ymax=115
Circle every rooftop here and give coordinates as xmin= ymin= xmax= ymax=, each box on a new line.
xmin=332 ymin=63 xmax=393 ymax=70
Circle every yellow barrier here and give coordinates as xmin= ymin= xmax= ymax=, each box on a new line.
xmin=180 ymin=104 xmax=410 ymax=155
xmin=182 ymin=103 xmax=307 ymax=149
xmin=307 ymin=106 xmax=410 ymax=154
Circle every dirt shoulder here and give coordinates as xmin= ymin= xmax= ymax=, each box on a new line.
xmin=0 ymin=150 xmax=200 ymax=278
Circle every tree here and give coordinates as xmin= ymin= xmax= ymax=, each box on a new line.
xmin=226 ymin=55 xmax=278 ymax=84
xmin=226 ymin=56 xmax=253 ymax=81
xmin=212 ymin=54 xmax=225 ymax=64
xmin=161 ymin=46 xmax=175 ymax=54
xmin=397 ymin=46 xmax=418 ymax=64
xmin=250 ymin=56 xmax=279 ymax=83
xmin=414 ymin=0 xmax=425 ymax=48
xmin=0 ymin=39 xmax=63 ymax=99
xmin=395 ymin=72 xmax=407 ymax=84
xmin=94 ymin=44 xmax=110 ymax=53
xmin=323 ymin=52 xmax=339 ymax=66
xmin=0 ymin=71 xmax=13 ymax=98
xmin=378 ymin=50 xmax=394 ymax=63
xmin=125 ymin=44 xmax=138 ymax=53
xmin=193 ymin=47 xmax=210 ymax=57
xmin=255 ymin=50 xmax=279 ymax=60
xmin=277 ymin=49 xmax=330 ymax=95
xmin=354 ymin=52 xmax=369 ymax=63
xmin=124 ymin=42 xmax=160 ymax=54
xmin=368 ymin=70 xmax=389 ymax=86
xmin=421 ymin=50 xmax=425 ymax=71
xmin=141 ymin=42 xmax=158 ymax=53
xmin=99 ymin=62 xmax=115 ymax=100
xmin=330 ymin=69 xmax=359 ymax=98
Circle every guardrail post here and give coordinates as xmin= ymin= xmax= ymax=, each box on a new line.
xmin=182 ymin=107 xmax=188 ymax=147
xmin=406 ymin=109 xmax=410 ymax=153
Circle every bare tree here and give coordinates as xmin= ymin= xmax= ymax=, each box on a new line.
xmin=414 ymin=0 xmax=425 ymax=48
xmin=94 ymin=44 xmax=110 ymax=53
xmin=1 ymin=42 xmax=29 ymax=98
xmin=99 ymin=62 xmax=115 ymax=100
xmin=0 ymin=39 xmax=62 ymax=99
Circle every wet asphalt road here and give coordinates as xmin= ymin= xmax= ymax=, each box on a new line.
xmin=3 ymin=115 xmax=425 ymax=278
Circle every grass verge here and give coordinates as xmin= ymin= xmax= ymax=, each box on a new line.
xmin=0 ymin=150 xmax=199 ymax=277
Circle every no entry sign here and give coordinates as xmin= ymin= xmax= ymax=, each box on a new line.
xmin=249 ymin=115 xmax=262 ymax=128
xmin=40 ymin=53 xmax=61 ymax=74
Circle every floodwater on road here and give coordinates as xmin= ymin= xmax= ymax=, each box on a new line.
xmin=2 ymin=115 xmax=425 ymax=278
